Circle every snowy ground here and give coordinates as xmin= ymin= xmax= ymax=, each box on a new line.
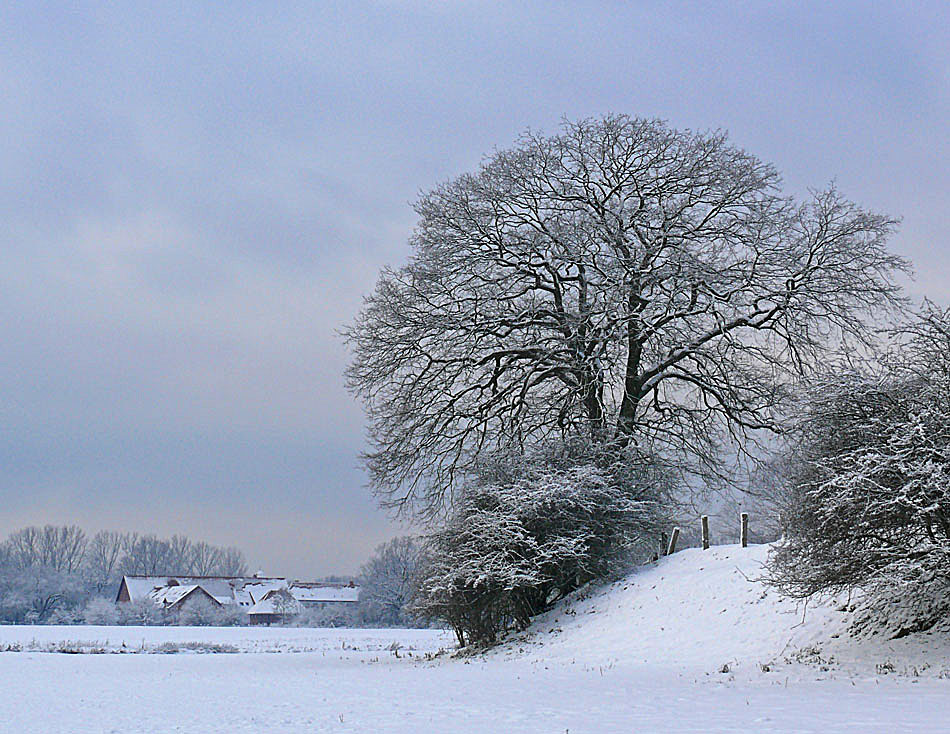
xmin=2 ymin=545 xmax=948 ymax=733
xmin=499 ymin=543 xmax=950 ymax=679
xmin=0 ymin=624 xmax=452 ymax=655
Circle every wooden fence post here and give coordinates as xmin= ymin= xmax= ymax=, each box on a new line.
xmin=660 ymin=531 xmax=669 ymax=556
xmin=740 ymin=512 xmax=749 ymax=548
xmin=666 ymin=527 xmax=680 ymax=555
xmin=701 ymin=515 xmax=710 ymax=550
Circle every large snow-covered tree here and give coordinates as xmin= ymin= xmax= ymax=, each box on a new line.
xmin=347 ymin=115 xmax=907 ymax=515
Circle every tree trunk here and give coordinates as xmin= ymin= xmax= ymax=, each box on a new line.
xmin=615 ymin=281 xmax=645 ymax=441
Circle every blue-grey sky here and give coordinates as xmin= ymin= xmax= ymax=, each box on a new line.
xmin=1 ymin=1 xmax=947 ymax=577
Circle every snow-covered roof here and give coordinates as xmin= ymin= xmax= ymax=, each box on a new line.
xmin=119 ymin=576 xmax=354 ymax=611
xmin=121 ymin=576 xmax=172 ymax=602
xmin=248 ymin=589 xmax=301 ymax=616
xmin=149 ymin=584 xmax=201 ymax=606
xmin=118 ymin=575 xmax=289 ymax=606
xmin=290 ymin=584 xmax=360 ymax=603
xmin=240 ymin=581 xmax=289 ymax=604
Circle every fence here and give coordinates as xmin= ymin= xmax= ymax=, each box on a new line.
xmin=661 ymin=512 xmax=750 ymax=556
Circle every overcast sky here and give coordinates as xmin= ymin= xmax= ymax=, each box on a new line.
xmin=1 ymin=1 xmax=947 ymax=577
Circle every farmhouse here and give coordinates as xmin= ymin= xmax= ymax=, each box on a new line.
xmin=115 ymin=575 xmax=359 ymax=621
xmin=248 ymin=582 xmax=361 ymax=624
xmin=147 ymin=583 xmax=221 ymax=613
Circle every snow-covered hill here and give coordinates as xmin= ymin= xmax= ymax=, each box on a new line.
xmin=499 ymin=543 xmax=950 ymax=678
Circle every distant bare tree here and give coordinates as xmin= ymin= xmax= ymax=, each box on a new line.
xmin=191 ymin=542 xmax=224 ymax=575
xmin=358 ymin=536 xmax=424 ymax=626
xmin=167 ymin=535 xmax=195 ymax=573
xmin=120 ymin=534 xmax=173 ymax=575
xmin=42 ymin=525 xmax=87 ymax=573
xmin=218 ymin=547 xmax=248 ymax=576
xmin=7 ymin=526 xmax=41 ymax=569
xmin=86 ymin=531 xmax=126 ymax=592
xmin=347 ymin=115 xmax=907 ymax=516
xmin=114 ymin=533 xmax=246 ymax=577
xmin=7 ymin=525 xmax=87 ymax=573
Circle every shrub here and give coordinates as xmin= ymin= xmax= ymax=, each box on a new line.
xmin=177 ymin=598 xmax=245 ymax=626
xmin=118 ymin=599 xmax=164 ymax=626
xmin=293 ymin=604 xmax=357 ymax=628
xmin=82 ymin=598 xmax=120 ymax=625
xmin=413 ymin=442 xmax=669 ymax=646
xmin=768 ymin=306 xmax=950 ymax=633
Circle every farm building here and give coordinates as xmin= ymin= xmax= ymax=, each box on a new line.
xmin=115 ymin=575 xmax=359 ymax=622
xmin=147 ymin=584 xmax=221 ymax=614
xmin=248 ymin=582 xmax=360 ymax=625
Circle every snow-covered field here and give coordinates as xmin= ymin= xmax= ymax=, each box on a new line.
xmin=2 ymin=545 xmax=948 ymax=733
xmin=0 ymin=624 xmax=451 ymax=655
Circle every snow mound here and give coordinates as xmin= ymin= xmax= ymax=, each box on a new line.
xmin=501 ymin=543 xmax=950 ymax=677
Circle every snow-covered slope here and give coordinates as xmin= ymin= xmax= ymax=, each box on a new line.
xmin=499 ymin=543 xmax=950 ymax=678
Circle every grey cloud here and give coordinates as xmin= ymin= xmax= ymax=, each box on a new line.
xmin=0 ymin=1 xmax=947 ymax=575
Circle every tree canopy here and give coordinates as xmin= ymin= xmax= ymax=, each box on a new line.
xmin=347 ymin=115 xmax=907 ymax=516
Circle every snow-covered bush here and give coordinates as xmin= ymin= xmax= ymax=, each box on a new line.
xmin=118 ymin=598 xmax=164 ymax=626
xmin=294 ymin=604 xmax=357 ymax=628
xmin=0 ymin=563 xmax=90 ymax=623
xmin=850 ymin=579 xmax=950 ymax=640
xmin=214 ymin=603 xmax=250 ymax=626
xmin=413 ymin=442 xmax=669 ymax=646
xmin=769 ymin=306 xmax=950 ymax=633
xmin=178 ymin=599 xmax=226 ymax=626
xmin=82 ymin=598 xmax=120 ymax=625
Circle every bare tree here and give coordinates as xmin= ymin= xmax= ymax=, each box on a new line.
xmin=43 ymin=525 xmax=87 ymax=573
xmin=120 ymin=534 xmax=172 ymax=575
xmin=191 ymin=542 xmax=224 ymax=575
xmin=112 ymin=532 xmax=247 ymax=577
xmin=358 ymin=536 xmax=424 ymax=626
xmin=7 ymin=526 xmax=41 ymax=569
xmin=218 ymin=547 xmax=248 ymax=576
xmin=7 ymin=525 xmax=87 ymax=573
xmin=347 ymin=115 xmax=907 ymax=515
xmin=167 ymin=535 xmax=195 ymax=573
xmin=86 ymin=531 xmax=127 ymax=591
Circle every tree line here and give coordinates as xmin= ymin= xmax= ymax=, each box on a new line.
xmin=0 ymin=525 xmax=247 ymax=623
xmin=0 ymin=523 xmax=432 ymax=629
